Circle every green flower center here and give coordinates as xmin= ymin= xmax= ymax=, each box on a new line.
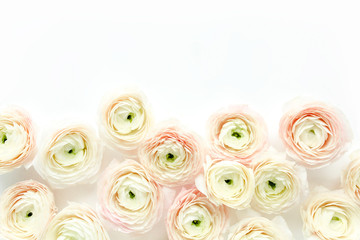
xmin=1 ymin=134 xmax=7 ymax=144
xmin=166 ymin=153 xmax=176 ymax=162
xmin=224 ymin=179 xmax=233 ymax=185
xmin=68 ymin=149 xmax=74 ymax=154
xmin=331 ymin=216 xmax=340 ymax=222
xmin=232 ymin=131 xmax=241 ymax=138
xmin=26 ymin=211 xmax=33 ymax=218
xmin=309 ymin=129 xmax=315 ymax=134
xmin=268 ymin=180 xmax=276 ymax=190
xmin=129 ymin=191 xmax=135 ymax=199
xmin=127 ymin=113 xmax=134 ymax=122
xmin=192 ymin=220 xmax=201 ymax=227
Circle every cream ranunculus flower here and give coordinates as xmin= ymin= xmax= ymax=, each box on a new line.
xmin=0 ymin=107 xmax=36 ymax=174
xmin=343 ymin=150 xmax=360 ymax=204
xmin=227 ymin=216 xmax=293 ymax=240
xmin=167 ymin=188 xmax=228 ymax=240
xmin=251 ymin=150 xmax=307 ymax=214
xmin=196 ymin=157 xmax=254 ymax=210
xmin=99 ymin=90 xmax=152 ymax=155
xmin=34 ymin=123 xmax=103 ymax=188
xmin=139 ymin=123 xmax=204 ymax=187
xmin=98 ymin=159 xmax=163 ymax=233
xmin=207 ymin=105 xmax=268 ymax=166
xmin=44 ymin=202 xmax=109 ymax=240
xmin=0 ymin=180 xmax=57 ymax=240
xmin=279 ymin=98 xmax=352 ymax=168
xmin=301 ymin=190 xmax=360 ymax=240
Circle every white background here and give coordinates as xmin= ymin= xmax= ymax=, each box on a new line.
xmin=1 ymin=1 xmax=360 ymax=239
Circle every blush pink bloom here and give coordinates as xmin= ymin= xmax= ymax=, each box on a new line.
xmin=279 ymin=98 xmax=352 ymax=168
xmin=342 ymin=150 xmax=360 ymax=205
xmin=97 ymin=159 xmax=163 ymax=234
xmin=207 ymin=105 xmax=268 ymax=167
xmin=139 ymin=122 xmax=204 ymax=187
xmin=0 ymin=180 xmax=57 ymax=240
xmin=0 ymin=107 xmax=36 ymax=174
xmin=167 ymin=188 xmax=227 ymax=240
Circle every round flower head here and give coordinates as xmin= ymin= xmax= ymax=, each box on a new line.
xmin=196 ymin=157 xmax=254 ymax=210
xmin=99 ymin=90 xmax=152 ymax=155
xmin=44 ymin=203 xmax=109 ymax=240
xmin=167 ymin=188 xmax=227 ymax=240
xmin=279 ymin=98 xmax=352 ymax=168
xmin=139 ymin=123 xmax=204 ymax=187
xmin=343 ymin=150 xmax=360 ymax=205
xmin=227 ymin=216 xmax=293 ymax=240
xmin=301 ymin=190 xmax=360 ymax=240
xmin=98 ymin=159 xmax=163 ymax=233
xmin=0 ymin=107 xmax=36 ymax=174
xmin=0 ymin=180 xmax=57 ymax=240
xmin=207 ymin=105 xmax=268 ymax=166
xmin=34 ymin=123 xmax=103 ymax=188
xmin=251 ymin=150 xmax=306 ymax=214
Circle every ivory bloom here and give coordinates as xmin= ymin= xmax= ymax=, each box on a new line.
xmin=227 ymin=217 xmax=293 ymax=240
xmin=44 ymin=203 xmax=109 ymax=240
xmin=139 ymin=123 xmax=204 ymax=186
xmin=196 ymin=157 xmax=254 ymax=210
xmin=34 ymin=124 xmax=102 ymax=188
xmin=343 ymin=150 xmax=360 ymax=204
xmin=98 ymin=160 xmax=163 ymax=233
xmin=0 ymin=180 xmax=57 ymax=240
xmin=99 ymin=91 xmax=152 ymax=155
xmin=279 ymin=99 xmax=352 ymax=168
xmin=301 ymin=191 xmax=360 ymax=240
xmin=167 ymin=188 xmax=227 ymax=240
xmin=0 ymin=107 xmax=36 ymax=174
xmin=207 ymin=105 xmax=268 ymax=166
xmin=251 ymin=150 xmax=306 ymax=214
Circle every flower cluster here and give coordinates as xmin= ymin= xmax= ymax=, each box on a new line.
xmin=0 ymin=94 xmax=358 ymax=240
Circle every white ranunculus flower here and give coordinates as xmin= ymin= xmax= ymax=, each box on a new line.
xmin=167 ymin=188 xmax=227 ymax=240
xmin=343 ymin=150 xmax=360 ymax=205
xmin=302 ymin=190 xmax=360 ymax=240
xmin=44 ymin=202 xmax=109 ymax=240
xmin=227 ymin=216 xmax=293 ymax=240
xmin=98 ymin=159 xmax=163 ymax=233
xmin=0 ymin=107 xmax=36 ymax=174
xmin=196 ymin=157 xmax=254 ymax=210
xmin=0 ymin=180 xmax=57 ymax=240
xmin=34 ymin=123 xmax=103 ymax=188
xmin=99 ymin=90 xmax=152 ymax=155
xmin=251 ymin=150 xmax=307 ymax=214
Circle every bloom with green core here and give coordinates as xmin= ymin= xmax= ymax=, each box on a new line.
xmin=0 ymin=180 xmax=57 ymax=240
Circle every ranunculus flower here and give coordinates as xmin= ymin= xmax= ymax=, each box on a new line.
xmin=44 ymin=202 xmax=109 ymax=240
xmin=343 ymin=150 xmax=360 ymax=205
xmin=0 ymin=107 xmax=36 ymax=174
xmin=167 ymin=188 xmax=227 ymax=240
xmin=227 ymin=216 xmax=293 ymax=240
xmin=139 ymin=123 xmax=204 ymax=187
xmin=301 ymin=190 xmax=360 ymax=240
xmin=33 ymin=123 xmax=102 ymax=188
xmin=98 ymin=159 xmax=163 ymax=233
xmin=99 ymin=90 xmax=152 ymax=155
xmin=251 ymin=149 xmax=307 ymax=214
xmin=0 ymin=180 xmax=57 ymax=240
xmin=195 ymin=157 xmax=254 ymax=210
xmin=279 ymin=98 xmax=352 ymax=168
xmin=207 ymin=105 xmax=268 ymax=166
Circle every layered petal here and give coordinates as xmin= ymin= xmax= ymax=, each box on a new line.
xmin=98 ymin=160 xmax=163 ymax=233
xmin=343 ymin=150 xmax=360 ymax=204
xmin=0 ymin=180 xmax=56 ymax=240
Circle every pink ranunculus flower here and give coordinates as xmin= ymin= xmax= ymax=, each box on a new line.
xmin=0 ymin=180 xmax=57 ymax=240
xmin=167 ymin=188 xmax=227 ymax=240
xmin=279 ymin=98 xmax=352 ymax=168
xmin=207 ymin=105 xmax=268 ymax=167
xmin=44 ymin=202 xmax=110 ymax=240
xmin=0 ymin=107 xmax=36 ymax=174
xmin=98 ymin=159 xmax=163 ymax=234
xmin=195 ymin=157 xmax=255 ymax=210
xmin=99 ymin=90 xmax=153 ymax=156
xmin=343 ymin=150 xmax=360 ymax=205
xmin=139 ymin=122 xmax=204 ymax=187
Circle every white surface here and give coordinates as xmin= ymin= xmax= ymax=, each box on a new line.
xmin=1 ymin=1 xmax=360 ymax=239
